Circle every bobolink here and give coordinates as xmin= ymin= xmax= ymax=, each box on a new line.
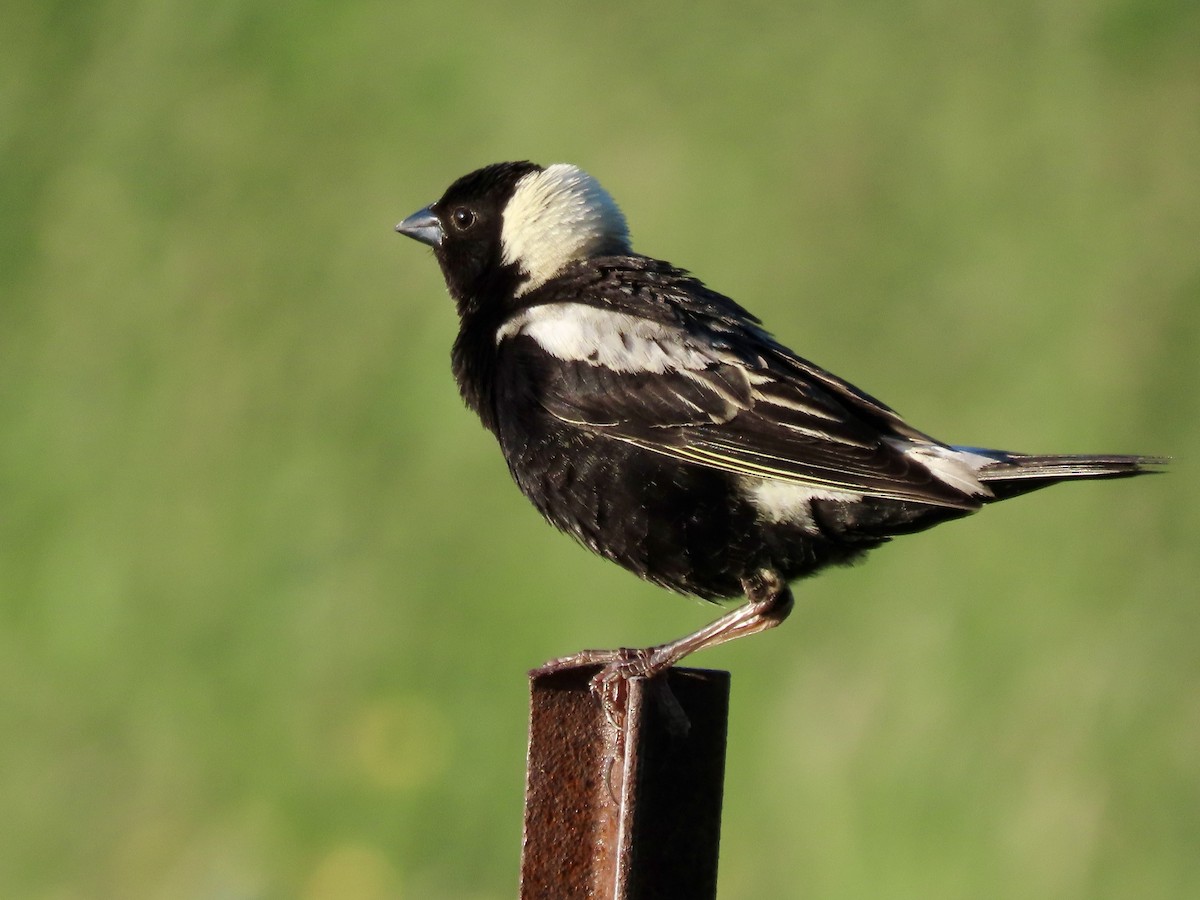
xmin=396 ymin=161 xmax=1162 ymax=689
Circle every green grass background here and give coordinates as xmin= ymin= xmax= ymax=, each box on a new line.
xmin=2 ymin=1 xmax=1197 ymax=897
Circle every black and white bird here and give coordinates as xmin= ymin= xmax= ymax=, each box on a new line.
xmin=396 ymin=161 xmax=1163 ymax=689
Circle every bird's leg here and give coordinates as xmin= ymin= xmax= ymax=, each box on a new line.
xmin=533 ymin=569 xmax=794 ymax=730
xmin=592 ymin=568 xmax=794 ymax=684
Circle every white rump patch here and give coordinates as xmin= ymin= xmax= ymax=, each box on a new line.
xmin=497 ymin=303 xmax=713 ymax=373
xmin=897 ymin=442 xmax=993 ymax=496
xmin=501 ymin=164 xmax=632 ymax=295
xmin=742 ymin=478 xmax=863 ymax=532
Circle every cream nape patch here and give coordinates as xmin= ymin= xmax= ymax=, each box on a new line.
xmin=500 ymin=164 xmax=632 ymax=295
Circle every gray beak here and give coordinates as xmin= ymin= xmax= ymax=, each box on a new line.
xmin=395 ymin=205 xmax=444 ymax=247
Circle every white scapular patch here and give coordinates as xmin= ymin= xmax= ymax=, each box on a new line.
xmin=742 ymin=477 xmax=863 ymax=532
xmin=501 ymin=164 xmax=632 ymax=295
xmin=498 ymin=303 xmax=713 ymax=373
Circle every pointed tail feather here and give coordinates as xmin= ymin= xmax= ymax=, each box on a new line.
xmin=968 ymin=451 xmax=1168 ymax=501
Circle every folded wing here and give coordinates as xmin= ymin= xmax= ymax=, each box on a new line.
xmin=500 ymin=296 xmax=983 ymax=510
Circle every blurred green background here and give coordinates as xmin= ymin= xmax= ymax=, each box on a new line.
xmin=2 ymin=1 xmax=1197 ymax=897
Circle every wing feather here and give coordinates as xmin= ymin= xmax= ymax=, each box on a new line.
xmin=502 ymin=263 xmax=982 ymax=509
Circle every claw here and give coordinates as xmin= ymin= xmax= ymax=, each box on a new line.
xmin=587 ymin=647 xmax=655 ymax=732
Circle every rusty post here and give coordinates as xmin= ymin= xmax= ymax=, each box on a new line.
xmin=520 ymin=665 xmax=730 ymax=899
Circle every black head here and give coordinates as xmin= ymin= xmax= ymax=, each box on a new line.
xmin=396 ymin=162 xmax=542 ymax=311
xmin=397 ymin=161 xmax=631 ymax=314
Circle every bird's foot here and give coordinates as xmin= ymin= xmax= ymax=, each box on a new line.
xmin=531 ymin=569 xmax=792 ymax=738
xmin=532 ymin=648 xmax=676 ymax=739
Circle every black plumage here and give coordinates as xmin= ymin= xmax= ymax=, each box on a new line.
xmin=396 ymin=161 xmax=1163 ymax=686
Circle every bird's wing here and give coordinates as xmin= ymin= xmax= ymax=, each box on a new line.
xmin=498 ymin=296 xmax=980 ymax=509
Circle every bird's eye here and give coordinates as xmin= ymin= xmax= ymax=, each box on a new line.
xmin=451 ymin=207 xmax=477 ymax=231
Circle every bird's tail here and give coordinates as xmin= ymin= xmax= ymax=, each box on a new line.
xmin=962 ymin=449 xmax=1168 ymax=501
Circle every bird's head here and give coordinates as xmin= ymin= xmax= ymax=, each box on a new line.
xmin=396 ymin=162 xmax=631 ymax=311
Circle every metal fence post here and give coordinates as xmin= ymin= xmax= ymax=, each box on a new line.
xmin=520 ymin=665 xmax=730 ymax=899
